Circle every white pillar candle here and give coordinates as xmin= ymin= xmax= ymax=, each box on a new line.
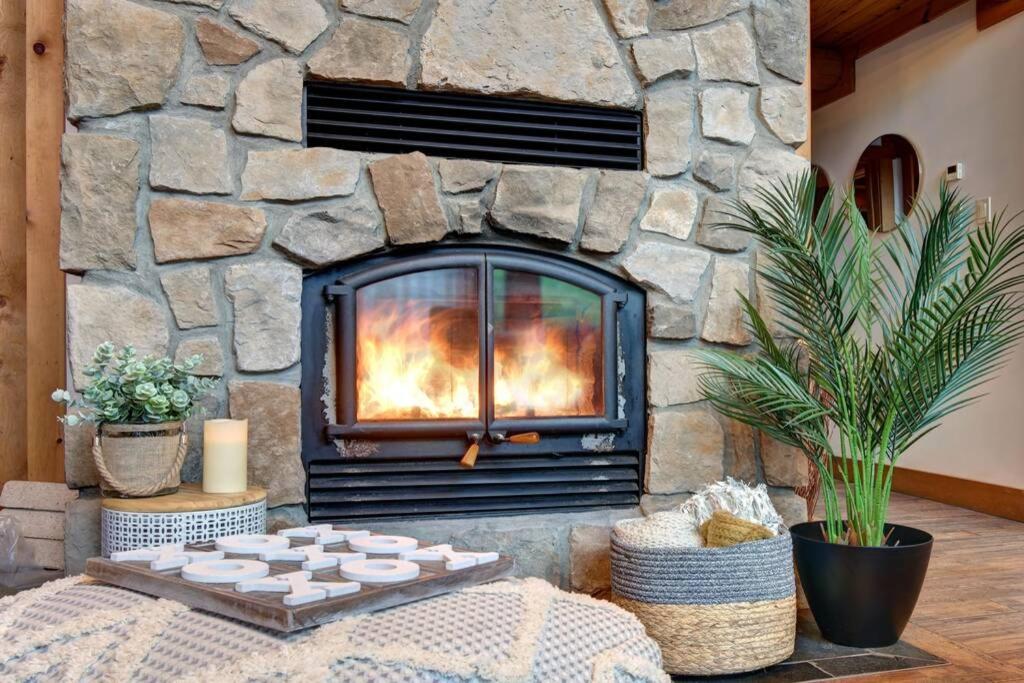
xmin=203 ymin=419 xmax=248 ymax=493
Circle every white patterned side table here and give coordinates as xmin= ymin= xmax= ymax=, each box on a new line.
xmin=101 ymin=484 xmax=267 ymax=557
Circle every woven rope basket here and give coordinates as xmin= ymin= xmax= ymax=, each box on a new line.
xmin=610 ymin=527 xmax=796 ymax=676
xmin=93 ymin=422 xmax=187 ymax=498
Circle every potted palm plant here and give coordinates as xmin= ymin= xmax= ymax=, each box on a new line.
xmin=53 ymin=342 xmax=217 ymax=498
xmin=698 ymin=173 xmax=1024 ymax=647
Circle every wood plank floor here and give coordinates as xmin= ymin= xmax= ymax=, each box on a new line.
xmin=829 ymin=492 xmax=1024 ymax=681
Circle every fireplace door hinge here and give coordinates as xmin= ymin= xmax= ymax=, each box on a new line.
xmin=324 ymin=284 xmax=353 ymax=301
xmin=611 ymin=292 xmax=628 ymax=307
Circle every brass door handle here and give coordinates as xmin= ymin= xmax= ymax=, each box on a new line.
xmin=507 ymin=432 xmax=540 ymax=444
xmin=460 ymin=432 xmax=482 ymax=468
xmin=488 ymin=431 xmax=541 ymax=444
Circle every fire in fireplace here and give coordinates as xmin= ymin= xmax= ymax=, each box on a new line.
xmin=301 ymin=246 xmax=645 ymax=521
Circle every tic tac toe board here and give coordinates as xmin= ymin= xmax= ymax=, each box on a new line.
xmin=85 ymin=530 xmax=514 ymax=632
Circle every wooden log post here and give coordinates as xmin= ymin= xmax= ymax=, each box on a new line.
xmin=25 ymin=0 xmax=65 ymax=483
xmin=0 ymin=0 xmax=65 ymax=487
xmin=0 ymin=0 xmax=29 ymax=487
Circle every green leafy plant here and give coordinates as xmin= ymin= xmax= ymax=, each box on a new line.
xmin=698 ymin=172 xmax=1024 ymax=546
xmin=52 ymin=342 xmax=217 ymax=426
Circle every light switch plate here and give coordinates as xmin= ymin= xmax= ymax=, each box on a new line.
xmin=975 ymin=197 xmax=992 ymax=225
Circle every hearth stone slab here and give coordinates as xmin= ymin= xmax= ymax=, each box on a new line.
xmin=267 ymin=507 xmax=638 ymax=591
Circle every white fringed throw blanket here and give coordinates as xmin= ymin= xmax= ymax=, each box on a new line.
xmin=0 ymin=576 xmax=666 ymax=682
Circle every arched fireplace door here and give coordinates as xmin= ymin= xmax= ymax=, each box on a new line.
xmin=300 ymin=245 xmax=646 ymax=521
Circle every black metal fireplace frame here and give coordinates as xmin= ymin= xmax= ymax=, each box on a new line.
xmin=300 ymin=244 xmax=646 ymax=522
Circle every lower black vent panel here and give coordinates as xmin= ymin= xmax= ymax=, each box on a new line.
xmin=306 ymin=453 xmax=641 ymax=521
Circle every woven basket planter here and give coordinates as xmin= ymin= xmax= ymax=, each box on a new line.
xmin=93 ymin=422 xmax=188 ymax=498
xmin=610 ymin=528 xmax=796 ymax=676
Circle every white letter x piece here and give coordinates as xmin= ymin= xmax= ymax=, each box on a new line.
xmin=259 ymin=544 xmax=366 ymax=570
xmin=277 ymin=525 xmax=370 ymax=546
xmin=399 ymin=544 xmax=499 ymax=571
xmin=236 ymin=570 xmax=360 ymax=606
xmin=110 ymin=543 xmax=225 ymax=571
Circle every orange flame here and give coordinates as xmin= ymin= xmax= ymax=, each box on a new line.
xmin=356 ymin=301 xmax=601 ymax=421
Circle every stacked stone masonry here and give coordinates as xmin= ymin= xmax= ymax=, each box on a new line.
xmin=61 ymin=0 xmax=810 ymax=586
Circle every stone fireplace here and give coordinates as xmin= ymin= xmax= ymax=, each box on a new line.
xmin=60 ymin=0 xmax=811 ymax=587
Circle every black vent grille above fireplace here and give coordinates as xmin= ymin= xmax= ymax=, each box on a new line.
xmin=304 ymin=82 xmax=643 ymax=170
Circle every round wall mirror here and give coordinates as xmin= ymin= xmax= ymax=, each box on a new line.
xmin=852 ymin=134 xmax=921 ymax=232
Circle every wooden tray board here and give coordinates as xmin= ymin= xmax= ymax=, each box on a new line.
xmin=85 ymin=532 xmax=515 ymax=632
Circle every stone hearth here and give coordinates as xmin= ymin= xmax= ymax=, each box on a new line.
xmin=60 ymin=0 xmax=810 ymax=587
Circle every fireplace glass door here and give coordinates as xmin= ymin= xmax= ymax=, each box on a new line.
xmin=327 ymin=252 xmax=624 ymax=440
xmin=355 ymin=268 xmax=480 ymax=422
xmin=491 ymin=269 xmax=603 ymax=419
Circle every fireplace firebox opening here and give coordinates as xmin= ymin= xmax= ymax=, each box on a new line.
xmin=301 ymin=245 xmax=646 ymax=522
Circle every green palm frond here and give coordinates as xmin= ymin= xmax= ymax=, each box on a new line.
xmin=700 ymin=170 xmax=1024 ymax=546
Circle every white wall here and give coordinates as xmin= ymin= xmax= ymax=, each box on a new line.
xmin=813 ymin=1 xmax=1024 ymax=488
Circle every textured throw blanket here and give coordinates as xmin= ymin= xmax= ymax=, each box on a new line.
xmin=0 ymin=576 xmax=666 ymax=682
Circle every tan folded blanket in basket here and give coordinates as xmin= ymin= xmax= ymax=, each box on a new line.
xmin=700 ymin=510 xmax=775 ymax=547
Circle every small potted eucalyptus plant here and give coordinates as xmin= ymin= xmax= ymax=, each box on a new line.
xmin=698 ymin=174 xmax=1024 ymax=647
xmin=53 ymin=342 xmax=217 ymax=498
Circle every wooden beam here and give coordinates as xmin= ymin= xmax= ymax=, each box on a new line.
xmin=977 ymin=0 xmax=1024 ymax=29
xmin=25 ymin=0 xmax=65 ymax=483
xmin=0 ymin=0 xmax=28 ymax=487
xmin=850 ymin=0 xmax=968 ymax=57
xmin=811 ymin=45 xmax=855 ymax=110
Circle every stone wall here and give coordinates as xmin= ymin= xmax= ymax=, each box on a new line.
xmin=61 ymin=0 xmax=810 ymax=587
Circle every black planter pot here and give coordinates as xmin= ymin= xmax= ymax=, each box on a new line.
xmin=790 ymin=521 xmax=933 ymax=648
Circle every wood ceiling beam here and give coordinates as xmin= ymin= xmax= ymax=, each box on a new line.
xmin=977 ymin=0 xmax=1024 ymax=29
xmin=811 ymin=0 xmax=969 ymax=109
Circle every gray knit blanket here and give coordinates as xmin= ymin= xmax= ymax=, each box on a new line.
xmin=0 ymin=576 xmax=666 ymax=682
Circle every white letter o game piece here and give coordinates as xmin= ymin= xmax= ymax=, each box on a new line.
xmin=182 ymin=559 xmax=270 ymax=584
xmin=215 ymin=535 xmax=290 ymax=555
xmin=347 ymin=535 xmax=419 ymax=555
xmin=339 ymin=559 xmax=420 ymax=584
